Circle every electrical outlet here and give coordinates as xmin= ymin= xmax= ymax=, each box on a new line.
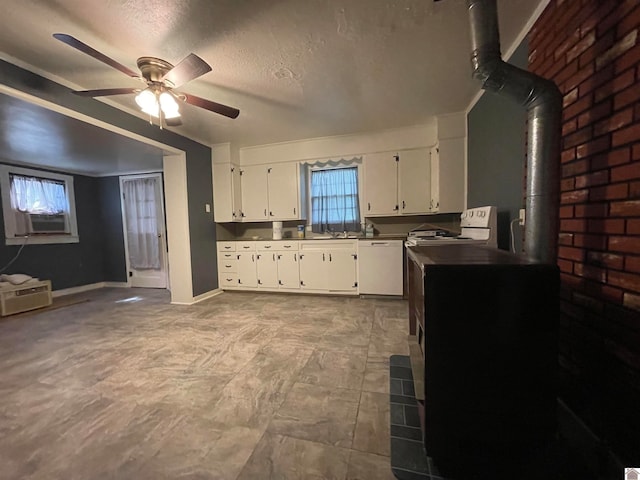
xmin=519 ymin=208 xmax=525 ymax=226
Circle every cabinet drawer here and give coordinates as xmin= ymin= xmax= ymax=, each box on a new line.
xmin=256 ymin=241 xmax=299 ymax=251
xmin=220 ymin=274 xmax=238 ymax=287
xmin=237 ymin=242 xmax=256 ymax=252
xmin=218 ymin=259 xmax=238 ymax=273
xmin=217 ymin=241 xmax=236 ymax=252
xmin=218 ymin=252 xmax=237 ymax=262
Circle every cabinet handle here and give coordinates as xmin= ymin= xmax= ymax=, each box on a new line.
xmin=284 ymin=245 xmax=291 ymax=248
xmin=293 ymin=207 xmax=296 ymax=215
xmin=394 ymin=204 xmax=399 ymax=211
xmin=236 ymin=254 xmax=240 ymax=260
xmin=352 ymin=253 xmax=358 ymax=259
xmin=278 ymin=280 xmax=283 ymax=285
xmin=258 ymin=279 xmax=262 ymax=285
xmin=264 ymin=245 xmax=271 ymax=249
xmin=367 ymin=202 xmax=371 ymax=211
xmin=270 ymin=211 xmax=274 ymax=216
xmin=299 ymin=254 xmax=304 ymax=259
xmin=225 ymin=264 xmax=232 ymax=268
xmin=264 ymin=209 xmax=267 ymax=216
xmin=402 ymin=200 xmax=406 ymax=210
xmin=224 ymin=246 xmax=231 ymax=249
xmin=256 ymin=254 xmax=261 ymax=260
xmin=226 ymin=278 xmax=233 ymax=282
xmin=241 ymin=211 xmax=245 ymax=217
xmin=273 ymin=254 xmax=276 ymax=261
xmin=294 ymin=254 xmax=297 ymax=261
xmin=323 ymin=253 xmax=325 ymax=261
xmin=277 ymin=254 xmax=282 ymax=259
xmin=329 ymin=253 xmax=332 ymax=262
xmin=252 ymin=254 xmax=255 ymax=262
xmin=300 ymin=280 xmax=305 ymax=286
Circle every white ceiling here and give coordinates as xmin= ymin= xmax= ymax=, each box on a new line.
xmin=0 ymin=0 xmax=543 ymax=151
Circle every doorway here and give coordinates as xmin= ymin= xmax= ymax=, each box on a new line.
xmin=120 ymin=173 xmax=169 ymax=289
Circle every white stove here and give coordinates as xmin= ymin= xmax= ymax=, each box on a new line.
xmin=405 ymin=206 xmax=497 ymax=248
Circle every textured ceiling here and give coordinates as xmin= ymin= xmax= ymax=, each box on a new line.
xmin=0 ymin=0 xmax=543 ymax=149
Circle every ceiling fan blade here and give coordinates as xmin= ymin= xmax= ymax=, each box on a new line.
xmin=165 ymin=117 xmax=183 ymax=127
xmin=73 ymin=88 xmax=139 ymax=97
xmin=53 ymin=33 xmax=139 ymax=78
xmin=183 ymin=93 xmax=240 ymax=119
xmin=161 ymin=54 xmax=212 ymax=88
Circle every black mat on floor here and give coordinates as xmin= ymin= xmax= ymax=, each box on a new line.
xmin=389 ymin=355 xmax=447 ymax=480
xmin=389 ymin=355 xmax=602 ymax=480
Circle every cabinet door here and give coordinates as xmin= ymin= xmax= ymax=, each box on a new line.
xmin=237 ymin=252 xmax=258 ymax=288
xmin=299 ymin=251 xmax=326 ymax=290
xmin=326 ymin=250 xmax=357 ymax=291
xmin=435 ymin=138 xmax=465 ymax=213
xmin=231 ymin=164 xmax=243 ymax=220
xmin=277 ymin=251 xmax=300 ymax=289
xmin=429 ymin=146 xmax=440 ymax=212
xmin=213 ymin=163 xmax=233 ymax=222
xmin=364 ymin=152 xmax=398 ymax=216
xmin=268 ymin=163 xmax=299 ymax=220
xmin=256 ymin=252 xmax=278 ymax=288
xmin=240 ymin=165 xmax=268 ymax=221
xmin=399 ymin=148 xmax=430 ymax=215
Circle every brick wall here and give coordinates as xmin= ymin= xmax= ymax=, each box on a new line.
xmin=528 ymin=0 xmax=639 ymax=462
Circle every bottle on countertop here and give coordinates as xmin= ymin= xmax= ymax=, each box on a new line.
xmin=365 ymin=223 xmax=374 ymax=238
xmin=297 ymin=225 xmax=305 ymax=238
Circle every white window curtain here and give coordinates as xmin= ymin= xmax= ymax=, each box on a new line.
xmin=311 ymin=166 xmax=361 ymax=233
xmin=123 ymin=177 xmax=161 ymax=270
xmin=10 ymin=175 xmax=68 ymax=214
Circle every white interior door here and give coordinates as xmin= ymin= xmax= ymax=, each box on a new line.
xmin=120 ymin=173 xmax=168 ymax=289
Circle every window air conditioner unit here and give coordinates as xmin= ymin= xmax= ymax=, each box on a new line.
xmin=14 ymin=212 xmax=69 ymax=235
xmin=0 ymin=280 xmax=52 ymax=316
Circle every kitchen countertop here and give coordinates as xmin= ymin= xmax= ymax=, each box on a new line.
xmin=225 ymin=234 xmax=408 ymax=242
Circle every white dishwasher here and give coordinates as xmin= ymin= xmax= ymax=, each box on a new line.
xmin=358 ymin=239 xmax=404 ymax=296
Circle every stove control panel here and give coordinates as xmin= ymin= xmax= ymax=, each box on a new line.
xmin=460 ymin=206 xmax=496 ymax=228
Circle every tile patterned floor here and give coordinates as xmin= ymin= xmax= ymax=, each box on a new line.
xmin=0 ymin=288 xmax=408 ymax=480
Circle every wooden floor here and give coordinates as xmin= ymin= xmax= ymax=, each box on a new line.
xmin=0 ymin=288 xmax=409 ymax=480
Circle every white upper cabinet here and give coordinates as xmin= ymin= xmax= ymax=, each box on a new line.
xmin=364 ymin=152 xmax=399 ymax=216
xmin=238 ymin=163 xmax=304 ymax=222
xmin=267 ymin=163 xmax=300 ymax=220
xmin=240 ymin=165 xmax=269 ymax=221
xmin=398 ymin=149 xmax=431 ymax=215
xmin=213 ymin=162 xmax=243 ymax=223
xmin=364 ymin=149 xmax=431 ymax=217
xmin=430 ymin=139 xmax=465 ymax=213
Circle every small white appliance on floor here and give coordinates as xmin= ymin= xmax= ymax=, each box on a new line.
xmin=405 ymin=206 xmax=498 ymax=248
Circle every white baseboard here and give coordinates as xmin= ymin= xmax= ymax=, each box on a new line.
xmin=52 ymin=281 xmax=130 ymax=297
xmin=171 ymin=288 xmax=223 ymax=305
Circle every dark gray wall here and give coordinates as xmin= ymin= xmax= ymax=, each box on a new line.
xmin=0 ymin=60 xmax=217 ymax=296
xmin=98 ymin=176 xmax=127 ymax=282
xmin=467 ymin=39 xmax=528 ymax=251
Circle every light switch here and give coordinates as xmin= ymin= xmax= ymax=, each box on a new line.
xmin=205 ymin=203 xmax=211 ymax=213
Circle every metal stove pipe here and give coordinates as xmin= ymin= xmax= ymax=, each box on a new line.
xmin=467 ymin=0 xmax=562 ymax=263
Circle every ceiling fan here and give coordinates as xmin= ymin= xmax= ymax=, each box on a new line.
xmin=53 ymin=33 xmax=239 ymax=127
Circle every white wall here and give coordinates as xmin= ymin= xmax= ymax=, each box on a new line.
xmin=238 ymin=122 xmax=438 ymax=166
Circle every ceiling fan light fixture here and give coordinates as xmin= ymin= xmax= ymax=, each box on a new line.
xmin=135 ymin=88 xmax=157 ymax=111
xmin=159 ymin=91 xmax=180 ymax=118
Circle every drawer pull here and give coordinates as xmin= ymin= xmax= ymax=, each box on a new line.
xmin=264 ymin=245 xmax=271 ymax=249
xmin=284 ymin=245 xmax=291 ymax=248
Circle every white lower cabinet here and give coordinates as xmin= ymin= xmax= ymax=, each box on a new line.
xmin=299 ymin=251 xmax=326 ymax=290
xmin=256 ymin=241 xmax=299 ymax=290
xmin=256 ymin=252 xmax=278 ymax=288
xmin=299 ymin=240 xmax=358 ymax=294
xmin=277 ymin=251 xmax=300 ymax=289
xmin=218 ymin=240 xmax=357 ymax=294
xmin=237 ymin=251 xmax=258 ymax=288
